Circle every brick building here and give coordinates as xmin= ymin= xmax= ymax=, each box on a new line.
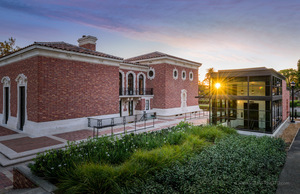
xmin=0 ymin=35 xmax=201 ymax=136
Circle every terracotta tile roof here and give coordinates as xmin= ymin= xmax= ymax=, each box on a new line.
xmin=125 ymin=51 xmax=201 ymax=65
xmin=0 ymin=42 xmax=123 ymax=60
xmin=35 ymin=42 xmax=123 ymax=60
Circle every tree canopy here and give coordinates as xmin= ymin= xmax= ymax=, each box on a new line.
xmin=279 ymin=68 xmax=297 ymax=88
xmin=0 ymin=37 xmax=20 ymax=57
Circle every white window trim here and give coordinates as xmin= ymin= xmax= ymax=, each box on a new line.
xmin=119 ymin=70 xmax=125 ymax=95
xmin=173 ymin=68 xmax=178 ymax=80
xmin=145 ymin=99 xmax=150 ymax=110
xmin=182 ymin=69 xmax=186 ymax=81
xmin=181 ymin=89 xmax=187 ymax=108
xmin=126 ymin=71 xmax=136 ymax=95
xmin=189 ymin=71 xmax=194 ymax=81
xmin=137 ymin=72 xmax=146 ymax=95
xmin=1 ymin=76 xmax=11 ymax=124
xmin=147 ymin=67 xmax=155 ymax=80
xmin=16 ymin=74 xmax=28 ymax=130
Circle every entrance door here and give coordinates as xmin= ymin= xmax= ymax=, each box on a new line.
xmin=244 ymin=103 xmax=259 ymax=129
xmin=4 ymin=87 xmax=9 ymax=124
xmin=19 ymin=86 xmax=25 ymax=131
xmin=128 ymin=100 xmax=133 ymax=116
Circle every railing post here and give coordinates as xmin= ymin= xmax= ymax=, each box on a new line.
xmin=111 ymin=118 xmax=114 ymax=136
xmin=153 ymin=114 xmax=155 ymax=127
xmin=135 ymin=115 xmax=137 ymax=132
xmin=88 ymin=118 xmax=91 ymax=127
xmin=144 ymin=114 xmax=146 ymax=129
xmin=123 ymin=116 xmax=126 ymax=133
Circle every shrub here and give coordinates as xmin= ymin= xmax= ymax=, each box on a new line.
xmin=29 ymin=123 xmax=237 ymax=192
xmin=125 ymin=135 xmax=286 ymax=194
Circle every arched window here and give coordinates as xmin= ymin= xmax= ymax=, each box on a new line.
xmin=128 ymin=73 xmax=134 ymax=95
xmin=181 ymin=89 xmax=187 ymax=109
xmin=139 ymin=74 xmax=144 ymax=95
xmin=1 ymin=76 xmax=10 ymax=125
xmin=16 ymin=74 xmax=28 ymax=131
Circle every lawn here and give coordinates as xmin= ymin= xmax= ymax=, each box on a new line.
xmin=29 ymin=122 xmax=286 ymax=193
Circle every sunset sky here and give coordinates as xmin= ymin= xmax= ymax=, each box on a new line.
xmin=0 ymin=0 xmax=299 ymax=81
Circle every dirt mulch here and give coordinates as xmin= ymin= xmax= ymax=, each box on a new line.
xmin=279 ymin=122 xmax=300 ymax=148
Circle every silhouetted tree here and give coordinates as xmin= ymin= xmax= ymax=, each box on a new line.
xmin=0 ymin=37 xmax=20 ymax=57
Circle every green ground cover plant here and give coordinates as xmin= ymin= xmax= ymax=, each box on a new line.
xmin=29 ymin=123 xmax=285 ymax=193
xmin=125 ymin=135 xmax=286 ymax=194
xmin=29 ymin=123 xmax=234 ymax=190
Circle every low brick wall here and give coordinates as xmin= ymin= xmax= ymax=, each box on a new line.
xmin=13 ymin=168 xmax=37 ymax=189
xmin=12 ymin=165 xmax=57 ymax=192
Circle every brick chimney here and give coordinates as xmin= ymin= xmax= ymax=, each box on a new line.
xmin=77 ymin=35 xmax=98 ymax=51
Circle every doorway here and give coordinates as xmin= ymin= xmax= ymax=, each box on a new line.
xmin=19 ymin=86 xmax=25 ymax=131
xmin=128 ymin=100 xmax=133 ymax=116
xmin=244 ymin=103 xmax=259 ymax=129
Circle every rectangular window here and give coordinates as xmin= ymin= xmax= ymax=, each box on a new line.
xmin=145 ymin=100 xmax=150 ymax=110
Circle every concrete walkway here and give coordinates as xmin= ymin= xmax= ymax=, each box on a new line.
xmin=277 ymin=129 xmax=300 ymax=194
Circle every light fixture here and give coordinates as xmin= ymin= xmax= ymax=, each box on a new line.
xmin=276 ymin=81 xmax=280 ymax=87
xmin=241 ymin=82 xmax=244 ymax=95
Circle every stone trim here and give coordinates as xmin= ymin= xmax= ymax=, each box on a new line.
xmin=173 ymin=68 xmax=178 ymax=80
xmin=126 ymin=71 xmax=136 ymax=95
xmin=1 ymin=76 xmax=11 ymax=125
xmin=182 ymin=69 xmax=186 ymax=81
xmin=147 ymin=67 xmax=155 ymax=80
xmin=119 ymin=70 xmax=125 ymax=95
xmin=16 ymin=74 xmax=28 ymax=131
xmin=189 ymin=71 xmax=194 ymax=81
xmin=137 ymin=72 xmax=146 ymax=94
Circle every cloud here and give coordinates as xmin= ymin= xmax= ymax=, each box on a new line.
xmin=1 ymin=0 xmax=300 ymax=71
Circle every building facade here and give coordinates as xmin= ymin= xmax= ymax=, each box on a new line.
xmin=209 ymin=67 xmax=289 ymax=134
xmin=0 ymin=35 xmax=201 ymax=136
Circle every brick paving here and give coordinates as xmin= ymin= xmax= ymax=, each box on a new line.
xmin=54 ymin=129 xmax=94 ymax=141
xmin=0 ymin=137 xmax=63 ymax=153
xmin=0 ymin=172 xmax=12 ymax=189
xmin=0 ymin=126 xmax=17 ymax=137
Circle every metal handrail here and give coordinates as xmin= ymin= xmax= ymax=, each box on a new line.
xmin=119 ymin=88 xmax=153 ymax=96
xmin=88 ymin=112 xmax=157 ymax=137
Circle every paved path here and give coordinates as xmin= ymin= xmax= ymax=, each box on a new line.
xmin=277 ymin=129 xmax=300 ymax=194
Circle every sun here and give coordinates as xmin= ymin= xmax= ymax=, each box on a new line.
xmin=215 ymin=83 xmax=221 ymax=89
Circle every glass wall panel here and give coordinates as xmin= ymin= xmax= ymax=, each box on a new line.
xmin=229 ymin=100 xmax=248 ymax=129
xmin=272 ymin=77 xmax=282 ymax=96
xmin=227 ymin=77 xmax=247 ymax=96
xmin=249 ymin=76 xmax=270 ymax=96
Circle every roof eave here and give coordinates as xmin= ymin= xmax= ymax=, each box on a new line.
xmin=128 ymin=56 xmax=202 ymax=67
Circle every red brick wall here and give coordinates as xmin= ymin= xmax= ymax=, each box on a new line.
xmin=13 ymin=168 xmax=37 ymax=189
xmin=79 ymin=43 xmax=96 ymax=51
xmin=0 ymin=57 xmax=39 ymax=121
xmin=37 ymin=56 xmax=119 ymax=122
xmin=146 ymin=64 xmax=166 ymax=108
xmin=282 ymin=80 xmax=290 ymax=121
xmin=146 ymin=63 xmax=198 ymax=109
xmin=0 ymin=56 xmax=119 ymax=123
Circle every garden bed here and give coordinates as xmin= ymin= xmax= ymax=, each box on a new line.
xmin=29 ymin=122 xmax=286 ymax=193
